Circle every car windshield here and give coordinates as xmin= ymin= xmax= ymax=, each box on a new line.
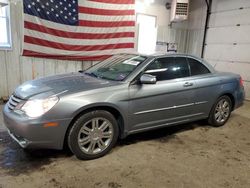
xmin=85 ymin=54 xmax=148 ymax=81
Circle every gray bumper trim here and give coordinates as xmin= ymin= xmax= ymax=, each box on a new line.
xmin=8 ymin=130 xmax=30 ymax=148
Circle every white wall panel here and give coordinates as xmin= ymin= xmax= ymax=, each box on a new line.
xmin=185 ymin=29 xmax=204 ymax=56
xmin=5 ymin=51 xmax=21 ymax=96
xmin=169 ymin=29 xmax=188 ymax=53
xmin=243 ymin=82 xmax=250 ymax=100
xmin=76 ymin=61 xmax=84 ymax=71
xmin=32 ymin=58 xmax=44 ymax=79
xmin=20 ymin=57 xmax=33 ymax=82
xmin=55 ymin=60 xmax=68 ymax=75
xmin=43 ymin=59 xmax=56 ymax=77
xmin=68 ymin=61 xmax=80 ymax=73
xmin=209 ymin=8 xmax=250 ymax=27
xmin=204 ymin=44 xmax=250 ymax=63
xmin=204 ymin=0 xmax=250 ymax=99
xmin=157 ymin=26 xmax=170 ymax=42
xmin=157 ymin=26 xmax=188 ymax=53
xmin=172 ymin=0 xmax=207 ymax=57
xmin=211 ymin=0 xmax=250 ymax=12
xmin=206 ymin=26 xmax=250 ymax=44
xmin=0 ymin=51 xmax=8 ymax=98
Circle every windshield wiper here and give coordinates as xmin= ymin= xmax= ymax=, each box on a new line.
xmin=85 ymin=72 xmax=99 ymax=78
xmin=98 ymin=76 xmax=115 ymax=81
xmin=85 ymin=72 xmax=117 ymax=81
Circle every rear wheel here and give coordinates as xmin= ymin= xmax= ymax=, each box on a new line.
xmin=67 ymin=110 xmax=119 ymax=160
xmin=208 ymin=95 xmax=232 ymax=127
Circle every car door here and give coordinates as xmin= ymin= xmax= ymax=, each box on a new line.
xmin=128 ymin=57 xmax=200 ymax=133
xmin=186 ymin=57 xmax=221 ymax=116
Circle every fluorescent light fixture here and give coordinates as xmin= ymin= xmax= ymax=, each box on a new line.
xmin=145 ymin=0 xmax=154 ymax=5
xmin=135 ymin=0 xmax=155 ymax=12
xmin=135 ymin=1 xmax=144 ymax=12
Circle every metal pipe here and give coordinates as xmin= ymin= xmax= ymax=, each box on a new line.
xmin=201 ymin=0 xmax=212 ymax=58
xmin=204 ymin=0 xmax=209 ymax=7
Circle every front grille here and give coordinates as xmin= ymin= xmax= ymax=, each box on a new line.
xmin=7 ymin=94 xmax=24 ymax=110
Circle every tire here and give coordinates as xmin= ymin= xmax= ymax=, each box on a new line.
xmin=208 ymin=95 xmax=232 ymax=127
xmin=67 ymin=110 xmax=119 ymax=160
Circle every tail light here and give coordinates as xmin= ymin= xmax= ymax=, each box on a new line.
xmin=240 ymin=76 xmax=244 ymax=87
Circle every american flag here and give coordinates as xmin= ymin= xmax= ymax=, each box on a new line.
xmin=22 ymin=0 xmax=135 ymax=61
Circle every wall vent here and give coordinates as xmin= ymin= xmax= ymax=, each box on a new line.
xmin=170 ymin=0 xmax=189 ymax=22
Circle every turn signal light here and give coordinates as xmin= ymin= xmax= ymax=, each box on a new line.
xmin=43 ymin=122 xmax=59 ymax=128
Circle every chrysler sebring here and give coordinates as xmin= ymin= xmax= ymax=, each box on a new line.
xmin=3 ymin=54 xmax=245 ymax=159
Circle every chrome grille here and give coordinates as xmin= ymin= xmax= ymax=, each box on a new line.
xmin=7 ymin=95 xmax=24 ymax=110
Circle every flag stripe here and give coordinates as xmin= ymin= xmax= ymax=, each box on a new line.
xmin=24 ymin=29 xmax=134 ymax=45
xmin=25 ymin=15 xmax=134 ymax=33
xmin=23 ymin=50 xmax=112 ymax=61
xmin=78 ymin=6 xmax=134 ymax=16
xmin=78 ymin=13 xmax=135 ymax=22
xmin=80 ymin=1 xmax=134 ymax=10
xmin=23 ymin=43 xmax=134 ymax=55
xmin=89 ymin=0 xmax=135 ymax=4
xmin=24 ymin=21 xmax=135 ymax=39
xmin=79 ymin=20 xmax=135 ymax=27
xmin=24 ymin=35 xmax=134 ymax=51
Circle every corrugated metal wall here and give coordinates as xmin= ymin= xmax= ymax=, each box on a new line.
xmin=0 ymin=1 xmax=188 ymax=99
xmin=0 ymin=52 xmax=94 ymax=98
xmin=182 ymin=0 xmax=207 ymax=56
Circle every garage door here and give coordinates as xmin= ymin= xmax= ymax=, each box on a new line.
xmin=204 ymin=0 xmax=250 ymax=99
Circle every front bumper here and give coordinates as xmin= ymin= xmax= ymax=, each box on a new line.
xmin=8 ymin=130 xmax=30 ymax=148
xmin=3 ymin=104 xmax=72 ymax=150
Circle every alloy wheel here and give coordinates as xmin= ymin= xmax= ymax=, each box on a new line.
xmin=214 ymin=99 xmax=230 ymax=123
xmin=77 ymin=118 xmax=114 ymax=155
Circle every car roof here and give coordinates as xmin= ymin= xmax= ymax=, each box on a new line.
xmin=148 ymin=53 xmax=201 ymax=59
xmin=119 ymin=52 xmax=203 ymax=60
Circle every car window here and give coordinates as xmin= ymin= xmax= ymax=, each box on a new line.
xmin=145 ymin=57 xmax=190 ymax=81
xmin=187 ymin=58 xmax=210 ymax=76
xmin=85 ymin=54 xmax=147 ymax=81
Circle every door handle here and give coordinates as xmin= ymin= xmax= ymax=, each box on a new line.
xmin=183 ymin=82 xmax=193 ymax=87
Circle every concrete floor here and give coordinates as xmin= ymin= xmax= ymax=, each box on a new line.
xmin=0 ymin=103 xmax=250 ymax=188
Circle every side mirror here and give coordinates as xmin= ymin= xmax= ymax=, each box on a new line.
xmin=140 ymin=74 xmax=157 ymax=84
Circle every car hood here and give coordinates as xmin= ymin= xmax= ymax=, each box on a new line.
xmin=14 ymin=73 xmax=120 ymax=99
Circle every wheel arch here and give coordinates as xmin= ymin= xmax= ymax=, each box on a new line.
xmin=219 ymin=92 xmax=235 ymax=110
xmin=63 ymin=104 xmax=126 ymax=149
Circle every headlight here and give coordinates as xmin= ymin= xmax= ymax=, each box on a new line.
xmin=21 ymin=96 xmax=59 ymax=118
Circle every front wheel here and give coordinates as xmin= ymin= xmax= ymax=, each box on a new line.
xmin=67 ymin=110 xmax=119 ymax=160
xmin=208 ymin=95 xmax=232 ymax=127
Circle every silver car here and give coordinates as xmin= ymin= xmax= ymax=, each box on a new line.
xmin=3 ymin=54 xmax=245 ymax=160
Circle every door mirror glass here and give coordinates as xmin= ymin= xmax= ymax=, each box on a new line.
xmin=140 ymin=74 xmax=157 ymax=84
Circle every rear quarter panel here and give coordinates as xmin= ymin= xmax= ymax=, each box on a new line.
xmin=194 ymin=72 xmax=241 ymax=116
